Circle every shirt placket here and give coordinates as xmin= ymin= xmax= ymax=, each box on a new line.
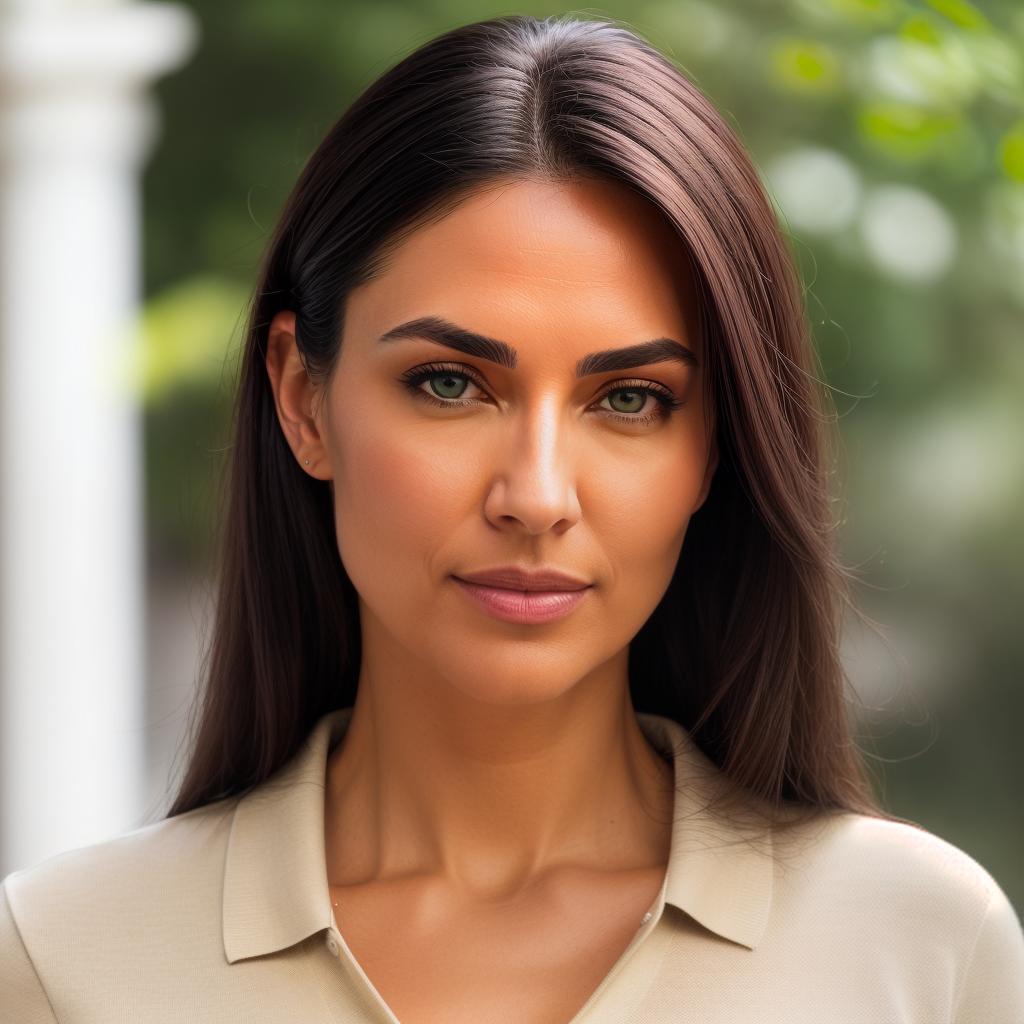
xmin=322 ymin=908 xmax=402 ymax=1023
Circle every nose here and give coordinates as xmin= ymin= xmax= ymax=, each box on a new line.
xmin=481 ymin=398 xmax=583 ymax=536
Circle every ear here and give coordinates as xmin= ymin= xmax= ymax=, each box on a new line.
xmin=692 ymin=437 xmax=719 ymax=514
xmin=264 ymin=310 xmax=331 ymax=479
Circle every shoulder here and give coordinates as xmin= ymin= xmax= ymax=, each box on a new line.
xmin=812 ymin=812 xmax=1008 ymax=905
xmin=1 ymin=796 xmax=239 ymax=998
xmin=775 ymin=810 xmax=1011 ymax=919
xmin=4 ymin=795 xmax=238 ymax=914
xmin=772 ymin=810 xmax=1024 ymax=1018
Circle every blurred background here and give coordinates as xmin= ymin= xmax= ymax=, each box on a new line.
xmin=1 ymin=0 xmax=1021 ymax=912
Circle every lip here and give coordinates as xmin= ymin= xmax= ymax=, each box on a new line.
xmin=452 ymin=577 xmax=591 ymax=625
xmin=453 ymin=565 xmax=592 ymax=591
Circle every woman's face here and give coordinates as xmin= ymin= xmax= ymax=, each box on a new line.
xmin=269 ymin=175 xmax=717 ymax=705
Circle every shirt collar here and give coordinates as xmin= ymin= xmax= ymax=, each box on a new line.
xmin=223 ymin=706 xmax=773 ymax=963
xmin=636 ymin=711 xmax=774 ymax=950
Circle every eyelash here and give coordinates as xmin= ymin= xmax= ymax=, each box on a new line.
xmin=398 ymin=361 xmax=686 ymax=426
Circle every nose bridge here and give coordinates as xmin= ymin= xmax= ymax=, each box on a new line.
xmin=522 ymin=389 xmax=570 ymax=475
xmin=487 ymin=390 xmax=581 ymax=530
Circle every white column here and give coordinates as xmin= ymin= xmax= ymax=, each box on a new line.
xmin=0 ymin=1 xmax=197 ymax=875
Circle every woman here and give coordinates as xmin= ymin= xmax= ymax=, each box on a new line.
xmin=3 ymin=13 xmax=1022 ymax=1023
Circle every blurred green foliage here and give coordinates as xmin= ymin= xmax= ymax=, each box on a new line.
xmin=141 ymin=0 xmax=1024 ymax=905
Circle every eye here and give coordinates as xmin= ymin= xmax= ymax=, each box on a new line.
xmin=398 ymin=361 xmax=686 ymax=426
xmin=399 ymin=362 xmax=485 ymax=406
xmin=596 ymin=379 xmax=686 ymax=425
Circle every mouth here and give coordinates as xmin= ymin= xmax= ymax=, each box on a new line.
xmin=451 ymin=576 xmax=592 ymax=625
xmin=451 ymin=567 xmax=592 ymax=591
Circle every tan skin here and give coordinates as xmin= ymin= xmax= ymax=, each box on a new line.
xmin=264 ymin=175 xmax=718 ymax=1024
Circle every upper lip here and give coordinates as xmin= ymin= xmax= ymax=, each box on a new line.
xmin=454 ymin=565 xmax=592 ymax=592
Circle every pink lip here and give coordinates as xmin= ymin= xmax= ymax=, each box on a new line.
xmin=452 ymin=577 xmax=591 ymax=624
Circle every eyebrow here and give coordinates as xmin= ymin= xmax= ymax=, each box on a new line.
xmin=376 ymin=315 xmax=699 ymax=375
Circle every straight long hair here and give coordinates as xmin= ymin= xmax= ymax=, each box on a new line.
xmin=165 ymin=13 xmax=905 ymax=836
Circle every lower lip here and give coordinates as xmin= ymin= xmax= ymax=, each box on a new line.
xmin=452 ymin=578 xmax=591 ymax=624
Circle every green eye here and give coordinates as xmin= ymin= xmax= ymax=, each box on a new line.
xmin=425 ymin=372 xmax=470 ymax=401
xmin=398 ymin=362 xmax=685 ymax=426
xmin=605 ymin=388 xmax=648 ymax=415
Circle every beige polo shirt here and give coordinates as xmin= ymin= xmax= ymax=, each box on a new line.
xmin=3 ymin=705 xmax=1022 ymax=1022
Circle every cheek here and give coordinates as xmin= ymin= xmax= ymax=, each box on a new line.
xmin=586 ymin=423 xmax=709 ymax=569
xmin=330 ymin=411 xmax=471 ymax=590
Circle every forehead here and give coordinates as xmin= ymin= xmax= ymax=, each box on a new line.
xmin=348 ymin=176 xmax=703 ymax=354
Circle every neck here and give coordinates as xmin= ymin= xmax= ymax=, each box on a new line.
xmin=323 ymin=666 xmax=674 ymax=902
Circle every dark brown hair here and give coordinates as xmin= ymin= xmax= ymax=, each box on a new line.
xmin=165 ymin=13 xmax=907 ymax=838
